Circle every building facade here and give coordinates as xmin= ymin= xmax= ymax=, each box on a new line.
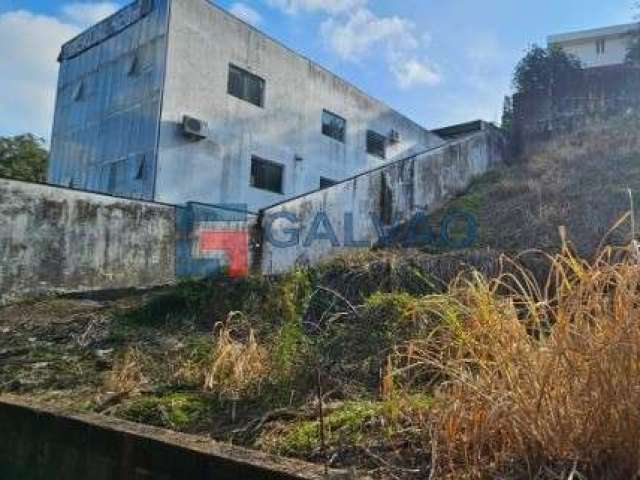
xmin=48 ymin=0 xmax=444 ymax=211
xmin=548 ymin=23 xmax=638 ymax=69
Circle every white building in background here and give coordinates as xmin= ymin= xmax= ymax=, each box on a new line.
xmin=548 ymin=22 xmax=638 ymax=68
xmin=48 ymin=0 xmax=444 ymax=212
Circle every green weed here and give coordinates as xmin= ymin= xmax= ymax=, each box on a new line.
xmin=261 ymin=394 xmax=432 ymax=457
xmin=116 ymin=392 xmax=222 ymax=431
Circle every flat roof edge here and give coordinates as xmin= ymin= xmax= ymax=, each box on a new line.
xmin=548 ymin=22 xmax=638 ymax=45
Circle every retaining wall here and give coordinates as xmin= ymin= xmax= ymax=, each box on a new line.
xmin=176 ymin=202 xmax=259 ymax=279
xmin=0 ymin=395 xmax=328 ymax=480
xmin=259 ymin=127 xmax=505 ymax=275
xmin=0 ymin=179 xmax=176 ymax=304
xmin=0 ymin=125 xmax=505 ymax=302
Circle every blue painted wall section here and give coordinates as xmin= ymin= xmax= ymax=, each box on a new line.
xmin=48 ymin=0 xmax=170 ymax=201
xmin=175 ymin=203 xmax=252 ymax=278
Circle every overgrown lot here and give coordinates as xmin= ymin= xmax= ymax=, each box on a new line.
xmin=4 ymin=235 xmax=640 ymax=478
xmin=4 ymin=116 xmax=640 ymax=479
xmin=0 ymin=249 xmax=500 ymax=478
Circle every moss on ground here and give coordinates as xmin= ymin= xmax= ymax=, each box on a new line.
xmin=260 ymin=394 xmax=432 ymax=457
xmin=116 ymin=392 xmax=224 ymax=431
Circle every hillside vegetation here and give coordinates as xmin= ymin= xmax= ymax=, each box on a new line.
xmin=2 ymin=115 xmax=640 ymax=479
xmin=437 ymin=114 xmax=640 ymax=257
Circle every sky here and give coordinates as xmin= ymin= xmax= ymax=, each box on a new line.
xmin=0 ymin=0 xmax=635 ymax=140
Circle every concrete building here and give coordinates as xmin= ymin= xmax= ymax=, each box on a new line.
xmin=548 ymin=22 xmax=638 ymax=69
xmin=48 ymin=0 xmax=444 ymax=211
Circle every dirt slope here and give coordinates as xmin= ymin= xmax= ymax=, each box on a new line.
xmin=435 ymin=115 xmax=640 ymax=257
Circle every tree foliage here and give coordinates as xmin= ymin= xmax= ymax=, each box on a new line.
xmin=627 ymin=36 xmax=640 ymax=64
xmin=501 ymin=95 xmax=514 ymax=132
xmin=0 ymin=134 xmax=48 ymax=182
xmin=626 ymin=4 xmax=640 ymax=64
xmin=512 ymin=45 xmax=582 ymax=95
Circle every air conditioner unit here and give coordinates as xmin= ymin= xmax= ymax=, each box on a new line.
xmin=388 ymin=129 xmax=401 ymax=144
xmin=182 ymin=115 xmax=208 ymax=140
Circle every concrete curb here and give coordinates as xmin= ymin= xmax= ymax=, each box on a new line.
xmin=0 ymin=395 xmax=347 ymax=480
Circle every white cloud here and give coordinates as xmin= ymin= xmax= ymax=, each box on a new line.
xmin=229 ymin=2 xmax=262 ymax=26
xmin=267 ymin=0 xmax=365 ymax=15
xmin=266 ymin=0 xmax=439 ymax=89
xmin=0 ymin=11 xmax=78 ymax=138
xmin=320 ymin=8 xmax=417 ymax=60
xmin=61 ymin=2 xmax=121 ymax=28
xmin=318 ymin=7 xmax=440 ymax=89
xmin=390 ymin=57 xmax=441 ymax=89
xmin=0 ymin=2 xmax=120 ymax=138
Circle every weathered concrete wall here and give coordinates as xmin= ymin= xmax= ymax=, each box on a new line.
xmin=1 ymin=126 xmax=503 ymax=300
xmin=0 ymin=395 xmax=329 ymax=480
xmin=155 ymin=0 xmax=444 ymax=211
xmin=0 ymin=179 xmax=175 ymax=305
xmin=259 ymin=127 xmax=505 ymax=275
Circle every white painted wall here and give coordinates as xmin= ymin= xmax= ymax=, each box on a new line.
xmin=555 ymin=34 xmax=632 ymax=68
xmin=155 ymin=0 xmax=444 ymax=211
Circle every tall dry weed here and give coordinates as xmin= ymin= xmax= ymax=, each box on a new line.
xmin=202 ymin=313 xmax=268 ymax=401
xmin=106 ymin=346 xmax=151 ymax=395
xmin=406 ymin=239 xmax=640 ymax=479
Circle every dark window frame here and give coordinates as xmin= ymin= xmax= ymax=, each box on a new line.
xmin=367 ymin=130 xmax=387 ymax=159
xmin=320 ymin=177 xmax=338 ymax=189
xmin=227 ymin=64 xmax=266 ymax=108
xmin=134 ymin=154 xmax=146 ymax=180
xmin=596 ymin=39 xmax=606 ymax=55
xmin=321 ymin=109 xmax=346 ymax=143
xmin=250 ymin=156 xmax=284 ymax=194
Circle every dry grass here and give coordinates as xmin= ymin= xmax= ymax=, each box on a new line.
xmin=441 ymin=115 xmax=640 ymax=257
xmin=202 ymin=313 xmax=268 ymax=401
xmin=405 ymin=233 xmax=640 ymax=479
xmin=106 ymin=346 xmax=151 ymax=395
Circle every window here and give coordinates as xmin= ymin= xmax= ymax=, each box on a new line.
xmin=127 ymin=54 xmax=139 ymax=76
xmin=228 ymin=64 xmax=265 ymax=107
xmin=596 ymin=39 xmax=606 ymax=55
xmin=133 ymin=154 xmax=146 ymax=180
xmin=107 ymin=161 xmax=119 ymax=193
xmin=320 ymin=177 xmax=338 ymax=189
xmin=367 ymin=130 xmax=387 ymax=159
xmin=72 ymin=81 xmax=84 ymax=101
xmin=322 ymin=110 xmax=346 ymax=143
xmin=250 ymin=156 xmax=283 ymax=193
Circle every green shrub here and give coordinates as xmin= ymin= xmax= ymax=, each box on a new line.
xmin=313 ymin=292 xmax=435 ymax=392
xmin=111 ymin=276 xmax=274 ymax=335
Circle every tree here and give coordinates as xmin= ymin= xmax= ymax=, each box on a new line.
xmin=0 ymin=134 xmax=48 ymax=183
xmin=512 ymin=45 xmax=582 ymax=96
xmin=501 ymin=95 xmax=514 ymax=132
xmin=627 ymin=36 xmax=640 ymax=64
xmin=626 ymin=4 xmax=640 ymax=63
